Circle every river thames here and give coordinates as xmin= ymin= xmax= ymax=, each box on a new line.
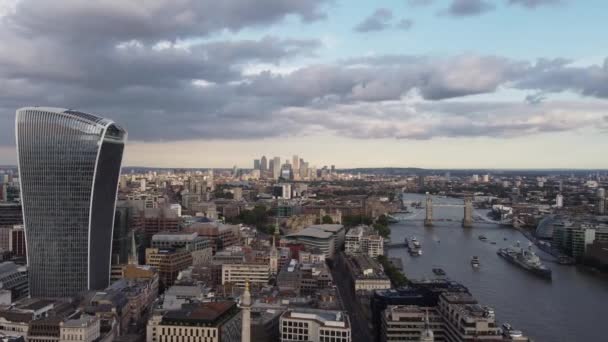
xmin=388 ymin=193 xmax=608 ymax=342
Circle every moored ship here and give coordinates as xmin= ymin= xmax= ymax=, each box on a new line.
xmin=405 ymin=237 xmax=423 ymax=256
xmin=497 ymin=242 xmax=552 ymax=279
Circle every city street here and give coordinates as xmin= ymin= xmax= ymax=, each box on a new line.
xmin=330 ymin=253 xmax=373 ymax=342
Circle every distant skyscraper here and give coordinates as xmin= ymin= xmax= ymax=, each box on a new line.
xmin=273 ymin=157 xmax=281 ymax=179
xmin=254 ymin=159 xmax=260 ymax=170
xmin=299 ymin=161 xmax=308 ymax=180
xmin=261 ymin=156 xmax=268 ymax=171
xmin=292 ymin=155 xmax=299 ymax=177
xmin=1 ymin=183 xmax=6 ymax=202
xmin=281 ymin=164 xmax=293 ymax=180
xmin=16 ymin=107 xmax=127 ymax=297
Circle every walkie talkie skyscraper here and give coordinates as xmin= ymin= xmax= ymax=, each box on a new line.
xmin=16 ymin=107 xmax=127 ymax=298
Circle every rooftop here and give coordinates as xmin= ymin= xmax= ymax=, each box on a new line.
xmin=282 ymin=308 xmax=350 ymax=328
xmin=287 ymin=227 xmax=333 ymax=240
xmin=152 ymin=232 xmax=199 ymax=241
xmin=441 ymin=292 xmax=477 ymax=305
xmin=62 ymin=315 xmax=97 ymax=328
xmin=161 ymin=301 xmax=238 ymax=326
xmin=306 ymin=224 xmax=344 ymax=233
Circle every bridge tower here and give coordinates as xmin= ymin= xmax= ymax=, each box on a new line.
xmin=424 ymin=192 xmax=433 ymax=227
xmin=462 ymin=196 xmax=473 ymax=228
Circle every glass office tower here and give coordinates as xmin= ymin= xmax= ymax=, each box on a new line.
xmin=16 ymin=107 xmax=127 ymax=298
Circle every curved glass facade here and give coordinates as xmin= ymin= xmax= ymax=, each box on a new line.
xmin=536 ymin=215 xmax=557 ymax=239
xmin=16 ymin=107 xmax=126 ymax=298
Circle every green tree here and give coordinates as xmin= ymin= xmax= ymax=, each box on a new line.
xmin=373 ymin=223 xmax=390 ymax=238
xmin=377 ymin=255 xmax=408 ymax=287
xmin=376 ymin=214 xmax=389 ymax=226
xmin=321 ymin=215 xmax=334 ymax=224
xmin=231 ymin=204 xmax=270 ymax=230
xmin=342 ymin=214 xmax=373 ymax=227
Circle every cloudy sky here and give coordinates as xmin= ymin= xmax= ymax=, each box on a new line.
xmin=0 ymin=0 xmax=607 ymax=169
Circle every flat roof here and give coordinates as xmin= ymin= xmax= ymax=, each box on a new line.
xmin=287 ymin=227 xmax=334 ymax=239
xmin=162 ymin=301 xmax=237 ymax=326
xmin=306 ymin=224 xmax=344 ymax=233
xmin=283 ymin=309 xmax=349 ymax=328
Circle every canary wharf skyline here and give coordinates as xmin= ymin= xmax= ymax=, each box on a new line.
xmin=0 ymin=0 xmax=607 ymax=168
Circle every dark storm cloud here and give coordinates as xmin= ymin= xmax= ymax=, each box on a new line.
xmin=6 ymin=0 xmax=330 ymax=43
xmin=354 ymin=8 xmax=394 ymax=32
xmin=0 ymin=33 xmax=320 ymax=89
xmin=442 ymin=0 xmax=495 ymax=16
xmin=0 ymin=0 xmax=606 ymax=146
xmin=515 ymin=58 xmax=608 ymax=98
xmin=279 ymin=100 xmax=607 ymax=140
xmin=507 ymin=0 xmax=564 ymax=8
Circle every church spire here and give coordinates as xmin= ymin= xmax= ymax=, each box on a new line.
xmin=241 ymin=279 xmax=252 ymax=342
xmin=420 ymin=309 xmax=434 ymax=342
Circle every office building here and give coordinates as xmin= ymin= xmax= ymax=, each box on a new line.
xmin=280 ymin=309 xmax=351 ymax=342
xmin=133 ymin=207 xmax=180 ymax=239
xmin=280 ymin=165 xmax=292 ymax=180
xmin=145 ymin=248 xmax=192 ymax=288
xmin=185 ymin=223 xmax=240 ymax=253
xmin=292 ymin=156 xmax=299 ymax=179
xmin=221 ymin=263 xmax=270 ymax=288
xmin=146 ymin=301 xmax=241 ymax=342
xmin=344 ymin=254 xmax=391 ymax=292
xmin=260 ymin=156 xmax=268 ymax=172
xmin=112 ymin=205 xmax=132 ymax=265
xmin=286 ymin=224 xmax=345 ymax=259
xmin=273 ymin=184 xmax=292 ymax=199
xmin=0 ymin=183 xmax=7 ymax=202
xmin=151 ymin=232 xmax=210 ymax=252
xmin=345 ymin=225 xmax=384 ymax=257
xmin=0 ymin=203 xmax=22 ymax=229
xmin=58 ymin=316 xmax=100 ymax=342
xmin=254 ymin=159 xmax=261 ymax=170
xmin=151 ymin=232 xmax=212 ymax=266
xmin=16 ymin=107 xmax=126 ymax=297
xmin=371 ymin=280 xmax=529 ymax=342
xmin=0 ymin=262 xmax=29 ymax=300
xmin=381 ymin=306 xmax=443 ymax=342
xmin=232 ymin=187 xmax=243 ymax=201
xmin=273 ymin=157 xmax=281 ymax=179
xmin=553 ymin=225 xmax=608 ymax=260
xmin=438 ymin=292 xmax=510 ymax=341
xmin=9 ymin=225 xmax=26 ymax=258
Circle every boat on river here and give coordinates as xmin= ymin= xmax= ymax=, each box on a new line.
xmin=497 ymin=242 xmax=552 ymax=279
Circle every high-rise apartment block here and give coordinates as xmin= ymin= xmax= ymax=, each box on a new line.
xmin=16 ymin=107 xmax=126 ymax=297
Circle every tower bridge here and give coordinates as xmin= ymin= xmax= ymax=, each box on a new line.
xmin=404 ymin=193 xmax=476 ymax=228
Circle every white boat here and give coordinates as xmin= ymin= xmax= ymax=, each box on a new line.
xmin=471 ymin=256 xmax=480 ymax=268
